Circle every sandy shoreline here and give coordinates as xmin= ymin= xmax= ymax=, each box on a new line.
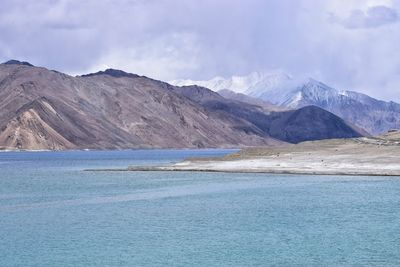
xmin=88 ymin=132 xmax=400 ymax=176
xmin=88 ymin=166 xmax=400 ymax=176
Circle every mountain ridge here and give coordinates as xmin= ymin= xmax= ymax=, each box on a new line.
xmin=174 ymin=85 xmax=364 ymax=143
xmin=172 ymin=72 xmax=400 ymax=135
xmin=0 ymin=62 xmax=277 ymax=150
xmin=0 ymin=61 xmax=364 ymax=150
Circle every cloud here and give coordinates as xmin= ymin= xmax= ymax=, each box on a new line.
xmin=85 ymin=32 xmax=202 ymax=79
xmin=0 ymin=0 xmax=399 ymax=101
xmin=332 ymin=5 xmax=399 ymax=29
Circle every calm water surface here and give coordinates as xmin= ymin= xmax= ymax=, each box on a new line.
xmin=0 ymin=149 xmax=400 ymax=266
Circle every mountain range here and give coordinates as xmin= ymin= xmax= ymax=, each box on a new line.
xmin=171 ymin=71 xmax=400 ymax=135
xmin=0 ymin=60 xmax=363 ymax=150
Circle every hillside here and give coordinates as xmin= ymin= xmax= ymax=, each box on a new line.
xmin=172 ymin=72 xmax=400 ymax=135
xmin=0 ymin=61 xmax=364 ymax=150
xmin=175 ymin=85 xmax=364 ymax=143
xmin=0 ymin=61 xmax=277 ymax=150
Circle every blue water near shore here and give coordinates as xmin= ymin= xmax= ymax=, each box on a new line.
xmin=1 ymin=149 xmax=400 ymax=266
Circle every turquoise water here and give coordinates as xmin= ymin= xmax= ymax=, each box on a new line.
xmin=1 ymin=150 xmax=400 ymax=266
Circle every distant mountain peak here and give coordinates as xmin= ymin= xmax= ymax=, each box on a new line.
xmin=171 ymin=71 xmax=400 ymax=135
xmin=170 ymin=70 xmax=294 ymax=95
xmin=2 ymin=59 xmax=34 ymax=67
xmin=81 ymin=68 xmax=140 ymax=79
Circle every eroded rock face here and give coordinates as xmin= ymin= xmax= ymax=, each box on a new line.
xmin=0 ymin=63 xmax=279 ymax=150
xmin=0 ymin=61 xmax=365 ymax=150
xmin=172 ymin=73 xmax=400 ymax=135
xmin=175 ymin=86 xmax=364 ymax=144
xmin=0 ymin=104 xmax=75 ymax=150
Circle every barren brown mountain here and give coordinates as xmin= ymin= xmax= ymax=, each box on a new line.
xmin=0 ymin=61 xmax=364 ymax=150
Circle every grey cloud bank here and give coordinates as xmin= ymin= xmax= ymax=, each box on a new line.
xmin=332 ymin=5 xmax=399 ymax=29
xmin=0 ymin=0 xmax=399 ymax=102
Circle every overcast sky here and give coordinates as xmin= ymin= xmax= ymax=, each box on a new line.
xmin=1 ymin=0 xmax=399 ymax=101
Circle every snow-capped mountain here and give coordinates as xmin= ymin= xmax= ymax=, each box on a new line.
xmin=170 ymin=70 xmax=294 ymax=95
xmin=170 ymin=72 xmax=400 ymax=135
xmin=275 ymin=79 xmax=400 ymax=135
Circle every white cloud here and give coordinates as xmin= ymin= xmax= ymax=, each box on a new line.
xmin=331 ymin=5 xmax=398 ymax=29
xmin=0 ymin=0 xmax=400 ymax=101
xmin=84 ymin=32 xmax=202 ymax=80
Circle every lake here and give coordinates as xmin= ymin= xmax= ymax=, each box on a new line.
xmin=1 ymin=149 xmax=400 ymax=266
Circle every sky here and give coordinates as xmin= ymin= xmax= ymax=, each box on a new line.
xmin=0 ymin=0 xmax=399 ymax=101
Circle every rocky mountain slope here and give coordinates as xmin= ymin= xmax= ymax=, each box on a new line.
xmin=217 ymin=89 xmax=286 ymax=112
xmin=274 ymin=79 xmax=400 ymax=135
xmin=0 ymin=61 xmax=364 ymax=150
xmin=0 ymin=61 xmax=277 ymax=150
xmin=172 ymin=72 xmax=400 ymax=135
xmin=174 ymin=86 xmax=364 ymax=143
